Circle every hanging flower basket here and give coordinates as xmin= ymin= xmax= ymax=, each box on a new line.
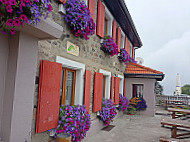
xmin=118 ymin=94 xmax=129 ymax=112
xmin=0 ymin=0 xmax=52 ymax=35
xmin=118 ymin=48 xmax=131 ymax=64
xmin=62 ymin=0 xmax=95 ymax=40
xmin=101 ymin=36 xmax=119 ymax=56
xmin=98 ymin=99 xmax=117 ymax=126
xmin=51 ymin=105 xmax=91 ymax=142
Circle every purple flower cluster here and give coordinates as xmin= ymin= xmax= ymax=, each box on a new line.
xmin=118 ymin=48 xmax=131 ymax=64
xmin=135 ymin=97 xmax=147 ymax=111
xmin=101 ymin=36 xmax=119 ymax=56
xmin=0 ymin=0 xmax=52 ymax=35
xmin=53 ymin=105 xmax=91 ymax=142
xmin=118 ymin=48 xmax=137 ymax=64
xmin=99 ymin=99 xmax=117 ymax=126
xmin=118 ymin=94 xmax=129 ymax=112
xmin=63 ymin=0 xmax=95 ymax=40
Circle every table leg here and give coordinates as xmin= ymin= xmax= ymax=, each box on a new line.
xmin=172 ymin=112 xmax=175 ymax=119
xmin=172 ymin=126 xmax=177 ymax=138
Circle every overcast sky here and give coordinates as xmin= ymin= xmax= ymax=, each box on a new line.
xmin=125 ymin=0 xmax=190 ymax=95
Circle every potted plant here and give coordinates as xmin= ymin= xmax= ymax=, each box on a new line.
xmin=100 ymin=35 xmax=119 ymax=56
xmin=98 ymin=99 xmax=117 ymax=126
xmin=129 ymin=97 xmax=147 ymax=111
xmin=118 ymin=94 xmax=129 ymax=112
xmin=51 ymin=105 xmax=91 ymax=142
xmin=118 ymin=48 xmax=131 ymax=64
xmin=62 ymin=0 xmax=95 ymax=40
xmin=0 ymin=0 xmax=52 ymax=35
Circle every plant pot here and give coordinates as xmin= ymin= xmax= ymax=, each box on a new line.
xmin=56 ymin=133 xmax=71 ymax=142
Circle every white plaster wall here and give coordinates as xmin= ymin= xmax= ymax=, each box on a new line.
xmin=0 ymin=34 xmax=9 ymax=134
xmin=126 ymin=78 xmax=156 ymax=117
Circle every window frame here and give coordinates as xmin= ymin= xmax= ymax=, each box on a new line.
xmin=104 ymin=6 xmax=113 ymax=36
xmin=56 ymin=56 xmax=85 ymax=105
xmin=120 ymin=30 xmax=125 ymax=49
xmin=132 ymin=84 xmax=144 ymax=98
xmin=118 ymin=74 xmax=124 ymax=95
xmin=81 ymin=0 xmax=88 ymax=6
xmin=130 ymin=42 xmax=133 ymax=57
xmin=61 ymin=68 xmax=76 ymax=106
xmin=99 ymin=69 xmax=111 ymax=99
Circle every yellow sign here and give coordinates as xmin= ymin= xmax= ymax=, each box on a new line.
xmin=67 ymin=41 xmax=79 ymax=56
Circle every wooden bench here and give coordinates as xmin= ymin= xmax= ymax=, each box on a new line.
xmin=161 ymin=117 xmax=190 ymax=138
xmin=160 ymin=136 xmax=189 ymax=142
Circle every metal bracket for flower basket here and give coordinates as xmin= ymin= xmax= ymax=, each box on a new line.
xmin=59 ymin=4 xmax=66 ymax=14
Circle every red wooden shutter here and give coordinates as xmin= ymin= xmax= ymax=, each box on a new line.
xmin=36 ymin=60 xmax=62 ymax=133
xmin=112 ymin=20 xmax=117 ymax=41
xmin=84 ymin=70 xmax=91 ymax=113
xmin=93 ymin=72 xmax=103 ymax=112
xmin=110 ymin=76 xmax=114 ymax=101
xmin=124 ymin=78 xmax=126 ymax=97
xmin=88 ymin=0 xmax=96 ymax=20
xmin=125 ymin=37 xmax=130 ymax=54
xmin=117 ymin=27 xmax=121 ymax=52
xmin=96 ymin=0 xmax=105 ymax=38
xmin=114 ymin=77 xmax=120 ymax=104
xmin=132 ymin=47 xmax=135 ymax=58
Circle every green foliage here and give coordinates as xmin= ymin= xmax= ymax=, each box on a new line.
xmin=181 ymin=84 xmax=190 ymax=95
xmin=154 ymin=81 xmax=163 ymax=95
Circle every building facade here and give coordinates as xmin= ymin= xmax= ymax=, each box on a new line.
xmin=0 ymin=0 xmax=164 ymax=142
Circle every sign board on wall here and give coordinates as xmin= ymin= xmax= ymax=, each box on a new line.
xmin=67 ymin=41 xmax=79 ymax=56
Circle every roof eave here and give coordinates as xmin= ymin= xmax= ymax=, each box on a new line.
xmin=103 ymin=0 xmax=143 ymax=47
xmin=124 ymin=73 xmax=165 ymax=81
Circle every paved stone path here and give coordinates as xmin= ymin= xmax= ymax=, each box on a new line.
xmin=84 ymin=114 xmax=171 ymax=142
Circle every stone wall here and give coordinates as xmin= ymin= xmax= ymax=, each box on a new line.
xmin=31 ymin=1 xmax=127 ymax=141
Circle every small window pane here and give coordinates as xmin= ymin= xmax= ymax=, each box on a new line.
xmin=65 ymin=71 xmax=74 ymax=105
xmin=133 ymin=84 xmax=143 ymax=98
xmin=60 ymin=70 xmax=64 ymax=105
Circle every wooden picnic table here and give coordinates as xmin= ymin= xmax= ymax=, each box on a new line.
xmin=163 ymin=100 xmax=188 ymax=110
xmin=161 ymin=117 xmax=190 ymax=139
xmin=167 ymin=108 xmax=190 ymax=119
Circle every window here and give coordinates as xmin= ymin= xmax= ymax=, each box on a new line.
xmin=118 ymin=75 xmax=124 ymax=95
xmin=56 ymin=56 xmax=85 ymax=105
xmin=104 ymin=17 xmax=109 ymax=35
xmin=130 ymin=42 xmax=133 ymax=57
xmin=104 ymin=6 xmax=113 ymax=36
xmin=121 ymin=31 xmax=125 ymax=49
xmin=99 ymin=69 xmax=111 ymax=99
xmin=60 ymin=68 xmax=76 ymax=105
xmin=133 ymin=84 xmax=144 ymax=98
xmin=102 ymin=75 xmax=106 ymax=100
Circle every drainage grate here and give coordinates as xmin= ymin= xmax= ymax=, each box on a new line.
xmin=101 ymin=125 xmax=115 ymax=131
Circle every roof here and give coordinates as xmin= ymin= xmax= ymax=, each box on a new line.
xmin=103 ymin=0 xmax=142 ymax=47
xmin=125 ymin=62 xmax=165 ymax=81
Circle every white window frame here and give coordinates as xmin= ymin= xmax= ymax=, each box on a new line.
xmin=56 ymin=56 xmax=85 ymax=105
xmin=105 ymin=6 xmax=113 ymax=37
xmin=118 ymin=74 xmax=124 ymax=95
xmin=121 ymin=30 xmax=125 ymax=49
xmin=99 ymin=69 xmax=111 ymax=99
xmin=130 ymin=42 xmax=133 ymax=58
xmin=81 ymin=0 xmax=88 ymax=6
